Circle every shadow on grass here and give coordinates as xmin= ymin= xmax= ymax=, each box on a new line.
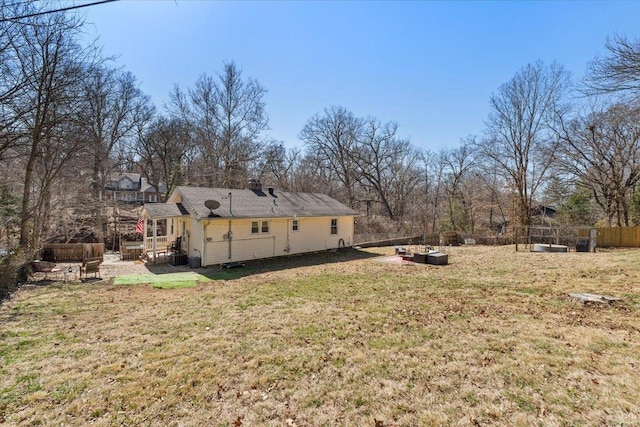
xmin=141 ymin=247 xmax=381 ymax=281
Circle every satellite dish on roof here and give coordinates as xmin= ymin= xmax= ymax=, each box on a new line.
xmin=205 ymin=200 xmax=221 ymax=217
xmin=205 ymin=200 xmax=220 ymax=210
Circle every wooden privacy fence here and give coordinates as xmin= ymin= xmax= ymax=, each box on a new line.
xmin=585 ymin=226 xmax=640 ymax=248
xmin=41 ymin=243 xmax=104 ymax=262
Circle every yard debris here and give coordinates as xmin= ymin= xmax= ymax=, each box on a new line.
xmin=569 ymin=293 xmax=621 ymax=305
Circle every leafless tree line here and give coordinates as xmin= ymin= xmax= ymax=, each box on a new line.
xmin=2 ymin=1 xmax=640 ymax=255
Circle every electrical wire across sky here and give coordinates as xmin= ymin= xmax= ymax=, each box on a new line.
xmin=0 ymin=0 xmax=119 ymax=23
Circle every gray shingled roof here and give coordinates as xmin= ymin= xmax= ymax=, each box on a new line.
xmin=171 ymin=186 xmax=359 ymax=220
xmin=144 ymin=202 xmax=189 ymax=219
xmin=110 ymin=172 xmax=140 ymax=183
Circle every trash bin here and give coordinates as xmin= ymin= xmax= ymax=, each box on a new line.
xmin=188 ymin=256 xmax=201 ymax=268
xmin=575 ymin=240 xmax=589 ymax=252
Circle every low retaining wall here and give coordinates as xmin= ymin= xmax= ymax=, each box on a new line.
xmin=354 ymin=235 xmax=423 ymax=249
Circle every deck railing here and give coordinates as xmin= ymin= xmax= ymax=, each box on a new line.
xmin=145 ymin=236 xmax=169 ymax=251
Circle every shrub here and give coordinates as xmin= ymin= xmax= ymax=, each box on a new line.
xmin=0 ymin=248 xmax=29 ymax=302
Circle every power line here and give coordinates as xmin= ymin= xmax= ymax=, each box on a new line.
xmin=0 ymin=0 xmax=119 ymax=23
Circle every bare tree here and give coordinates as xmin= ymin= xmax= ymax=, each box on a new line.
xmin=419 ymin=149 xmax=447 ymax=233
xmin=291 ymin=151 xmax=341 ymax=196
xmin=555 ymin=103 xmax=640 ymax=226
xmin=585 ymin=34 xmax=640 ymax=96
xmin=0 ymin=1 xmax=32 ymax=161
xmin=136 ymin=116 xmax=192 ymax=198
xmin=77 ymin=65 xmax=152 ymax=242
xmin=249 ymin=140 xmax=301 ymax=190
xmin=2 ymin=1 xmax=95 ymax=250
xmin=477 ymin=61 xmax=571 ymax=227
xmin=300 ymin=106 xmax=362 ymax=207
xmin=440 ymin=141 xmax=479 ymax=232
xmin=473 ymin=157 xmax=509 ymax=233
xmin=353 ymin=118 xmax=420 ymax=220
xmin=170 ymin=61 xmax=268 ymax=188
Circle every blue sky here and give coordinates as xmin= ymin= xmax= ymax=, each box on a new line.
xmin=77 ymin=0 xmax=640 ymax=151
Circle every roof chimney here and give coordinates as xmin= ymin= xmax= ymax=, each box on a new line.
xmin=247 ymin=178 xmax=262 ymax=191
xmin=268 ymin=187 xmax=275 ymax=196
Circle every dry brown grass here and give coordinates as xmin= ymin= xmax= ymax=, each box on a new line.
xmin=1 ymin=245 xmax=639 ymax=426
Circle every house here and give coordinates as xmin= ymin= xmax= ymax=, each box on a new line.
xmin=105 ymin=172 xmax=166 ymax=204
xmin=140 ymin=181 xmax=359 ymax=267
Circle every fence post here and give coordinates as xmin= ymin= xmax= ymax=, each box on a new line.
xmin=589 ymin=228 xmax=597 ymax=252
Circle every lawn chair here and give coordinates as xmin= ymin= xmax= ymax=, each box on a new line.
xmin=80 ymin=258 xmax=102 ymax=280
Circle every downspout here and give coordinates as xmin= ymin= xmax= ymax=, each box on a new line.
xmin=227 ymin=220 xmax=232 ymax=260
xmin=202 ymin=221 xmax=208 ymax=268
xmin=286 ymin=218 xmax=291 ymax=252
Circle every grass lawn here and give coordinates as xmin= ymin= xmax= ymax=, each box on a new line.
xmin=1 ymin=245 xmax=639 ymax=426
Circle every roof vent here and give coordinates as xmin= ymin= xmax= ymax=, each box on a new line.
xmin=268 ymin=187 xmax=276 ymax=197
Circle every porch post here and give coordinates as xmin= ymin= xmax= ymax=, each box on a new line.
xmin=152 ymin=218 xmax=157 ymax=263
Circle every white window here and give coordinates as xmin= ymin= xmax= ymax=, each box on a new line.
xmin=292 ymin=219 xmax=299 ymax=231
xmin=330 ymin=218 xmax=338 ymax=235
xmin=252 ymin=220 xmax=269 ymax=234
xmin=149 ymin=194 xmax=157 ymax=202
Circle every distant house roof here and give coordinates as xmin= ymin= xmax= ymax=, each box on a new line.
xmin=143 ymin=186 xmax=359 ymax=220
xmin=106 ymin=172 xmax=166 ymax=193
xmin=109 ymin=172 xmax=140 ymax=183
xmin=531 ymin=205 xmax=557 ymax=218
xmin=140 ymin=177 xmax=166 ymax=193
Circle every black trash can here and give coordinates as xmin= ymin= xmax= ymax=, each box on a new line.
xmin=575 ymin=240 xmax=589 ymax=252
xmin=188 ymin=256 xmax=201 ymax=268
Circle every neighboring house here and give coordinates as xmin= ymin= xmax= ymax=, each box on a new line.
xmin=141 ymin=180 xmax=359 ymax=267
xmin=531 ymin=204 xmax=557 ymax=219
xmin=105 ymin=172 xmax=166 ymax=204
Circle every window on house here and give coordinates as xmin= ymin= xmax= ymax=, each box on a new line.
xmin=330 ymin=218 xmax=338 ymax=235
xmin=251 ymin=220 xmax=269 ymax=234
xmin=292 ymin=219 xmax=299 ymax=231
xmin=149 ymin=194 xmax=157 ymax=202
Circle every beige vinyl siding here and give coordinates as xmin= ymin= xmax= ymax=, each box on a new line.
xmin=202 ymin=220 xmax=231 ymax=266
xmin=199 ymin=216 xmax=355 ymax=267
xmin=181 ymin=216 xmax=191 ymax=255
xmin=232 ymin=219 xmax=286 ymax=262
xmin=288 ymin=216 xmax=354 ymax=254
xmin=204 ymin=219 xmax=287 ymax=265
xmin=188 ymin=215 xmax=203 ymax=260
